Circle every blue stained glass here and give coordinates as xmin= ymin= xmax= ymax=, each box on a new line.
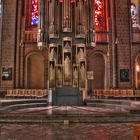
xmin=31 ymin=0 xmax=39 ymax=26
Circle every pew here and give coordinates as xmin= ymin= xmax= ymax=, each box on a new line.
xmin=5 ymin=89 xmax=48 ymax=99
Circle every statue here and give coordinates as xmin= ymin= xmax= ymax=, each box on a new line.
xmin=50 ymin=48 xmax=57 ymax=61
xmin=64 ymin=42 xmax=71 ymax=49
xmin=77 ymin=47 xmax=85 ymax=63
xmin=79 ymin=48 xmax=84 ymax=59
xmin=73 ymin=67 xmax=78 ymax=86
xmin=49 ymin=63 xmax=55 ymax=88
xmin=56 ymin=67 xmax=62 ymax=86
xmin=80 ymin=62 xmax=86 ymax=88
xmin=50 ymin=48 xmax=54 ymax=60
xmin=64 ymin=55 xmax=71 ymax=82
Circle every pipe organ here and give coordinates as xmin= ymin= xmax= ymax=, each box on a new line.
xmin=86 ymin=0 xmax=96 ymax=47
xmin=75 ymin=0 xmax=86 ymax=37
xmin=37 ymin=0 xmax=96 ymax=89
xmin=37 ymin=0 xmax=47 ymax=49
xmin=49 ymin=0 xmax=60 ymax=38
xmin=62 ymin=0 xmax=72 ymax=32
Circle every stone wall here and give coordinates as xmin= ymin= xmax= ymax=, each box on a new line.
xmin=115 ymin=0 xmax=132 ymax=88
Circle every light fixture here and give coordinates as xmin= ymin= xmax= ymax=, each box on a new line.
xmin=136 ymin=65 xmax=140 ymax=72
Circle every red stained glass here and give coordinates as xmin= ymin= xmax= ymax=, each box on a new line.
xmin=95 ymin=0 xmax=104 ymax=27
xmin=31 ymin=0 xmax=39 ymax=25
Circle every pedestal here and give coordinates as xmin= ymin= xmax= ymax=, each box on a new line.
xmin=48 ymin=90 xmax=52 ymax=105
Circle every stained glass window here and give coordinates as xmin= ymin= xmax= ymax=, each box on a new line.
xmin=95 ymin=0 xmax=104 ymax=27
xmin=0 ymin=0 xmax=2 ymax=16
xmin=131 ymin=1 xmax=139 ymax=28
xmin=31 ymin=0 xmax=39 ymax=25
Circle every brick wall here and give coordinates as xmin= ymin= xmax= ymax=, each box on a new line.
xmin=0 ymin=0 xmax=17 ymax=89
xmin=0 ymin=0 xmax=135 ymax=89
xmin=115 ymin=0 xmax=132 ymax=88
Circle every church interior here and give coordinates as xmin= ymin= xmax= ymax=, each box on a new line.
xmin=1 ymin=0 xmax=140 ymax=139
xmin=0 ymin=0 xmax=140 ymax=102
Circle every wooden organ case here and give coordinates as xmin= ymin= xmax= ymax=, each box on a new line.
xmin=37 ymin=0 xmax=96 ymax=91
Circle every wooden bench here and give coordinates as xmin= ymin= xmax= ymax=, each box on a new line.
xmin=6 ymin=89 xmax=48 ymax=99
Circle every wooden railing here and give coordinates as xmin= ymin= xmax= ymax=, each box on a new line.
xmin=5 ymin=89 xmax=48 ymax=99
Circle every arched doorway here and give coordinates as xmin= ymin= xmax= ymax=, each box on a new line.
xmin=91 ymin=53 xmax=105 ymax=89
xmin=26 ymin=53 xmax=44 ymax=89
xmin=136 ymin=55 xmax=140 ymax=89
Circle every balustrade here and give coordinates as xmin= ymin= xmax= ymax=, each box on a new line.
xmin=24 ymin=31 xmax=37 ymax=42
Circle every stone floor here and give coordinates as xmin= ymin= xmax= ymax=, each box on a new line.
xmin=0 ymin=123 xmax=134 ymax=140
xmin=0 ymin=99 xmax=139 ymax=140
xmin=15 ymin=106 xmax=128 ymax=115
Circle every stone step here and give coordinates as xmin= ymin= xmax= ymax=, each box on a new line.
xmin=52 ymin=87 xmax=83 ymax=106
xmin=0 ymin=102 xmax=48 ymax=112
xmin=56 ymin=87 xmax=79 ymax=96
xmin=0 ymin=99 xmax=47 ymax=107
xmin=86 ymin=99 xmax=131 ymax=106
xmin=130 ymin=103 xmax=140 ymax=108
xmin=86 ymin=102 xmax=135 ymax=112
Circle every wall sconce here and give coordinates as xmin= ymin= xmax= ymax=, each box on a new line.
xmin=136 ymin=65 xmax=140 ymax=72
